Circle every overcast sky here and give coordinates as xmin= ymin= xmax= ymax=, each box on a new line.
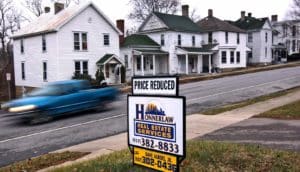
xmin=22 ymin=0 xmax=294 ymax=28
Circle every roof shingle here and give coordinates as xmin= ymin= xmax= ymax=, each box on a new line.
xmin=122 ymin=34 xmax=160 ymax=47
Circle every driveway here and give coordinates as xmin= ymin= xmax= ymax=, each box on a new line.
xmin=198 ymin=118 xmax=300 ymax=152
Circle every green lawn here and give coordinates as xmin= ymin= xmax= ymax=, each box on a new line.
xmin=257 ymin=100 xmax=300 ymax=119
xmin=51 ymin=141 xmax=300 ymax=172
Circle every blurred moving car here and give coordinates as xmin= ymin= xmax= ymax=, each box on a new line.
xmin=1 ymin=80 xmax=118 ymax=124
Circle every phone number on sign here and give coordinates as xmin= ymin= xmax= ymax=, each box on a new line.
xmin=140 ymin=138 xmax=179 ymax=153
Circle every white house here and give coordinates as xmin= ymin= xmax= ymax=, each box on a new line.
xmin=232 ymin=12 xmax=274 ymax=64
xmin=271 ymin=15 xmax=300 ymax=61
xmin=197 ymin=9 xmax=248 ymax=69
xmin=12 ymin=2 xmax=123 ymax=94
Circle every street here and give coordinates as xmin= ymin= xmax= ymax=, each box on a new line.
xmin=1 ymin=66 xmax=300 ymax=166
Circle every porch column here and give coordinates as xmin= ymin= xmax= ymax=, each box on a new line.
xmin=103 ymin=65 xmax=107 ymax=78
xmin=185 ymin=54 xmax=189 ymax=75
xmin=153 ymin=55 xmax=156 ymax=75
xmin=209 ymin=54 xmax=212 ymax=74
xmin=197 ymin=55 xmax=202 ymax=74
xmin=141 ymin=55 xmax=145 ymax=76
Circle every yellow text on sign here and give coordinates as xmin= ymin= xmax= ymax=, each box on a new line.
xmin=134 ymin=147 xmax=177 ymax=172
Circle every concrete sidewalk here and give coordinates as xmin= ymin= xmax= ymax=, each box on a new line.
xmin=39 ymin=89 xmax=300 ymax=172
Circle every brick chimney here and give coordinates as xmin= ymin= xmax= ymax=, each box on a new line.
xmin=208 ymin=9 xmax=213 ymax=17
xmin=116 ymin=20 xmax=125 ymax=46
xmin=241 ymin=11 xmax=246 ymax=20
xmin=271 ymin=15 xmax=278 ymax=22
xmin=44 ymin=7 xmax=50 ymax=13
xmin=182 ymin=5 xmax=189 ymax=17
xmin=54 ymin=2 xmax=64 ymax=14
xmin=248 ymin=12 xmax=252 ymax=18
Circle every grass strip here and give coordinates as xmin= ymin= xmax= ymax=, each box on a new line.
xmin=0 ymin=151 xmax=89 ymax=172
xmin=51 ymin=141 xmax=300 ymax=172
xmin=202 ymin=87 xmax=300 ymax=115
xmin=256 ymin=99 xmax=300 ymax=119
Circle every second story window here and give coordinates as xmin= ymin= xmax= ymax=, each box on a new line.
xmin=192 ymin=36 xmax=195 ymax=46
xmin=20 ymin=39 xmax=24 ymax=53
xmin=225 ymin=32 xmax=229 ymax=44
xmin=292 ymin=25 xmax=297 ymax=37
xmin=248 ymin=33 xmax=253 ymax=43
xmin=21 ymin=62 xmax=25 ymax=80
xmin=73 ymin=32 xmax=88 ymax=51
xmin=124 ymin=55 xmax=128 ymax=68
xmin=265 ymin=32 xmax=268 ymax=43
xmin=42 ymin=35 xmax=46 ymax=52
xmin=237 ymin=33 xmax=240 ymax=44
xmin=161 ymin=34 xmax=165 ymax=46
xmin=178 ymin=34 xmax=181 ymax=46
xmin=208 ymin=32 xmax=213 ymax=43
xmin=103 ymin=34 xmax=110 ymax=46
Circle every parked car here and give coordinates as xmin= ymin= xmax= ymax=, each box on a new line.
xmin=1 ymin=80 xmax=118 ymax=124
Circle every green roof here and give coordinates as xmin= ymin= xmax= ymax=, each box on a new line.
xmin=233 ymin=17 xmax=268 ymax=30
xmin=179 ymin=44 xmax=218 ymax=53
xmin=151 ymin=12 xmax=202 ymax=33
xmin=122 ymin=34 xmax=160 ymax=47
xmin=96 ymin=54 xmax=114 ymax=65
xmin=134 ymin=49 xmax=168 ymax=54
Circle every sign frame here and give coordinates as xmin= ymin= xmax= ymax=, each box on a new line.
xmin=131 ymin=76 xmax=179 ymax=96
xmin=127 ymin=95 xmax=186 ymax=161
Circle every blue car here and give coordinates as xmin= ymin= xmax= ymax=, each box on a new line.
xmin=1 ymin=80 xmax=118 ymax=124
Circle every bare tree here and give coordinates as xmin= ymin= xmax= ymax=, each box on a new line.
xmin=51 ymin=0 xmax=81 ymax=7
xmin=128 ymin=0 xmax=180 ymax=23
xmin=25 ymin=0 xmax=43 ymax=17
xmin=289 ymin=0 xmax=300 ymax=19
xmin=190 ymin=8 xmax=201 ymax=22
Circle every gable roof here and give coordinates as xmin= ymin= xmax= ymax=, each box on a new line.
xmin=197 ymin=16 xmax=246 ymax=33
xmin=12 ymin=2 xmax=121 ymax=39
xmin=122 ymin=34 xmax=160 ymax=47
xmin=139 ymin=12 xmax=202 ymax=33
xmin=96 ymin=54 xmax=123 ymax=65
xmin=233 ymin=17 xmax=269 ymax=30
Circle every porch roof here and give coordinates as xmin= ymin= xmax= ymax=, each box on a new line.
xmin=96 ymin=54 xmax=123 ymax=65
xmin=177 ymin=44 xmax=218 ymax=54
xmin=133 ymin=49 xmax=169 ymax=55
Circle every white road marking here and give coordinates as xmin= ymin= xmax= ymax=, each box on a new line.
xmin=0 ymin=114 xmax=126 ymax=144
xmin=187 ymin=75 xmax=300 ymax=103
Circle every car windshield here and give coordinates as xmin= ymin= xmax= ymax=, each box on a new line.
xmin=27 ymin=85 xmax=66 ymax=97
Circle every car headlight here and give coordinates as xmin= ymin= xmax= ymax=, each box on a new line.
xmin=9 ymin=105 xmax=37 ymax=113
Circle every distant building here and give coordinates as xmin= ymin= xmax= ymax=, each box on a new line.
xmin=12 ymin=2 xmax=123 ymax=95
xmin=232 ymin=12 xmax=274 ymax=64
xmin=271 ymin=15 xmax=300 ymax=61
xmin=197 ymin=9 xmax=248 ymax=69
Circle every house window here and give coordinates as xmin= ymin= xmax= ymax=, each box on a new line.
xmin=230 ymin=51 xmax=234 ymax=64
xmin=221 ymin=51 xmax=227 ymax=64
xmin=103 ymin=34 xmax=110 ymax=46
xmin=74 ymin=61 xmax=88 ymax=75
xmin=292 ymin=40 xmax=296 ymax=52
xmin=42 ymin=35 xmax=46 ymax=52
xmin=73 ymin=32 xmax=88 ymax=51
xmin=208 ymin=32 xmax=213 ymax=44
xmin=21 ymin=62 xmax=25 ymax=80
xmin=136 ymin=56 xmax=141 ymax=70
xmin=237 ymin=33 xmax=240 ymax=44
xmin=236 ymin=51 xmax=240 ymax=63
xmin=265 ymin=47 xmax=268 ymax=57
xmin=292 ymin=25 xmax=297 ymax=37
xmin=43 ymin=61 xmax=47 ymax=81
xmin=225 ymin=32 xmax=228 ymax=44
xmin=265 ymin=32 xmax=268 ymax=43
xmin=192 ymin=36 xmax=195 ymax=46
xmin=124 ymin=55 xmax=128 ymax=68
xmin=248 ymin=33 xmax=253 ymax=43
xmin=178 ymin=34 xmax=181 ymax=46
xmin=283 ymin=24 xmax=288 ymax=37
xmin=20 ymin=39 xmax=24 ymax=53
xmin=161 ymin=34 xmax=165 ymax=46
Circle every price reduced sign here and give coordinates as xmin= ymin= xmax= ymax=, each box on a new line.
xmin=128 ymin=76 xmax=186 ymax=172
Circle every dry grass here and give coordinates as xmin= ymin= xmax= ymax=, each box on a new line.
xmin=257 ymin=100 xmax=300 ymax=119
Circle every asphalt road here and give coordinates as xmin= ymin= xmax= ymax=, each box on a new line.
xmin=199 ymin=118 xmax=300 ymax=152
xmin=1 ymin=66 xmax=300 ymax=167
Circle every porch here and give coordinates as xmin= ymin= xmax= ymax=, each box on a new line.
xmin=133 ymin=49 xmax=169 ymax=76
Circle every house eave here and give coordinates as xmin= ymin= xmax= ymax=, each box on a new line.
xmin=12 ymin=30 xmax=57 ymax=40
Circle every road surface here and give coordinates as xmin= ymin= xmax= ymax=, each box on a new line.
xmin=0 ymin=66 xmax=300 ymax=166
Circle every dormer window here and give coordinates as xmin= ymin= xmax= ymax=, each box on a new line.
xmin=208 ymin=32 xmax=213 ymax=44
xmin=225 ymin=32 xmax=229 ymax=44
xmin=265 ymin=32 xmax=268 ymax=43
xmin=103 ymin=34 xmax=110 ymax=46
xmin=237 ymin=33 xmax=240 ymax=44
